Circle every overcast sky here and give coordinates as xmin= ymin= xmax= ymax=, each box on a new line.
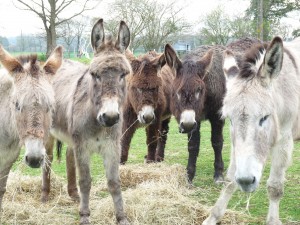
xmin=0 ymin=0 xmax=299 ymax=37
xmin=0 ymin=0 xmax=251 ymax=37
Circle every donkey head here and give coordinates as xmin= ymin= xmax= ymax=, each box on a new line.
xmin=0 ymin=45 xmax=62 ymax=168
xmin=89 ymin=19 xmax=131 ymax=127
xmin=128 ymin=53 xmax=166 ymax=124
xmin=165 ymin=44 xmax=213 ymax=133
xmin=222 ymin=37 xmax=284 ymax=192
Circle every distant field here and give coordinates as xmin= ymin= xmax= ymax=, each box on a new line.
xmin=12 ymin=118 xmax=300 ymax=224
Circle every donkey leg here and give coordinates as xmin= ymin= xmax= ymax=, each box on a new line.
xmin=41 ymin=135 xmax=54 ymax=202
xmin=209 ymin=117 xmax=225 ymax=183
xmin=0 ymin=163 xmax=15 ymax=212
xmin=266 ymin=135 xmax=293 ymax=225
xmin=145 ymin=122 xmax=160 ymax=162
xmin=187 ymin=122 xmax=200 ymax=182
xmin=103 ymin=145 xmax=129 ymax=225
xmin=66 ymin=147 xmax=79 ymax=201
xmin=74 ymin=146 xmax=91 ymax=225
xmin=202 ymin=149 xmax=237 ymax=225
xmin=155 ymin=117 xmax=171 ymax=162
xmin=120 ymin=108 xmax=137 ymax=164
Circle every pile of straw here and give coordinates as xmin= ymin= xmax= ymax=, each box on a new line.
xmin=1 ymin=163 xmax=250 ymax=225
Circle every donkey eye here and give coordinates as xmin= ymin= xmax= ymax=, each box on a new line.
xmin=259 ymin=115 xmax=269 ymax=126
xmin=137 ymin=88 xmax=142 ymax=93
xmin=91 ymin=72 xmax=101 ymax=81
xmin=15 ymin=101 xmax=20 ymax=111
xmin=120 ymin=73 xmax=126 ymax=80
xmin=195 ymin=89 xmax=201 ymax=99
xmin=176 ymin=92 xmax=181 ymax=100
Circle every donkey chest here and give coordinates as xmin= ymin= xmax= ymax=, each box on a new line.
xmin=84 ymin=133 xmax=118 ymax=154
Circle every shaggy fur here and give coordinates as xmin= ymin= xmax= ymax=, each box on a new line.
xmin=120 ymin=51 xmax=174 ymax=163
xmin=165 ymin=44 xmax=226 ymax=183
xmin=203 ymin=37 xmax=300 ymax=225
xmin=0 ymin=45 xmax=62 ymax=211
xmin=42 ymin=19 xmax=131 ymax=225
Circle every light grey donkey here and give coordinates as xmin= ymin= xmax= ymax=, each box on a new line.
xmin=0 ymin=45 xmax=62 ymax=211
xmin=203 ymin=36 xmax=300 ymax=225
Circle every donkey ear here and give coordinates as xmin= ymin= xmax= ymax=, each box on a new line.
xmin=261 ymin=36 xmax=283 ymax=82
xmin=131 ymin=59 xmax=141 ymax=74
xmin=91 ymin=18 xmax=105 ymax=52
xmin=196 ymin=49 xmax=213 ymax=79
xmin=125 ymin=49 xmax=136 ymax=62
xmin=115 ymin=21 xmax=130 ymax=53
xmin=43 ymin=46 xmax=63 ymax=75
xmin=223 ymin=50 xmax=239 ymax=80
xmin=0 ymin=45 xmax=23 ymax=73
xmin=164 ymin=44 xmax=182 ymax=74
xmin=153 ymin=54 xmax=166 ymax=69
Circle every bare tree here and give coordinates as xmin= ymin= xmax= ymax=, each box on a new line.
xmin=105 ymin=0 xmax=189 ymax=52
xmin=58 ymin=20 xmax=76 ymax=58
xmin=73 ymin=16 xmax=91 ymax=57
xmin=14 ymin=0 xmax=96 ymax=56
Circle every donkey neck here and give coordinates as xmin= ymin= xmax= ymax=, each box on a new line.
xmin=0 ymin=71 xmax=20 ymax=146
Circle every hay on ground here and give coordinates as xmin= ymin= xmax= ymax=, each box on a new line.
xmin=1 ymin=163 xmax=251 ymax=225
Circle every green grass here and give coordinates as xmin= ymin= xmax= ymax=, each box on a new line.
xmin=12 ymin=118 xmax=300 ymax=224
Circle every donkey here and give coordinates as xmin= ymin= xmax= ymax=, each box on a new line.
xmin=120 ymin=51 xmax=173 ymax=163
xmin=42 ymin=19 xmax=131 ymax=225
xmin=202 ymin=36 xmax=300 ymax=225
xmin=0 ymin=45 xmax=62 ymax=210
xmin=164 ymin=44 xmax=226 ymax=183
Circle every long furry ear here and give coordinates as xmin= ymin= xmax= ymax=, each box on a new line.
xmin=131 ymin=59 xmax=141 ymax=74
xmin=0 ymin=45 xmax=23 ymax=73
xmin=164 ymin=44 xmax=182 ymax=76
xmin=43 ymin=46 xmax=63 ymax=75
xmin=153 ymin=54 xmax=166 ymax=69
xmin=115 ymin=20 xmax=130 ymax=53
xmin=223 ymin=50 xmax=239 ymax=80
xmin=91 ymin=18 xmax=105 ymax=52
xmin=261 ymin=36 xmax=283 ymax=83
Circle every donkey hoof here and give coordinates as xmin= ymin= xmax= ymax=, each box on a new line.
xmin=80 ymin=216 xmax=90 ymax=224
xmin=41 ymin=193 xmax=49 ymax=203
xmin=267 ymin=219 xmax=282 ymax=225
xmin=70 ymin=193 xmax=80 ymax=202
xmin=214 ymin=175 xmax=224 ymax=185
xmin=118 ymin=218 xmax=130 ymax=225
xmin=68 ymin=190 xmax=80 ymax=202
xmin=144 ymin=155 xmax=155 ymax=163
xmin=155 ymin=155 xmax=164 ymax=162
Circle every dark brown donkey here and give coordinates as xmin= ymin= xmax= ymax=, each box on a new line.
xmin=164 ymin=44 xmax=226 ymax=183
xmin=120 ymin=51 xmax=173 ymax=163
xmin=42 ymin=19 xmax=131 ymax=225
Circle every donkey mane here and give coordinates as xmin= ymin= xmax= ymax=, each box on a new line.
xmin=175 ymin=60 xmax=206 ymax=90
xmin=16 ymin=54 xmax=40 ymax=76
xmin=130 ymin=57 xmax=162 ymax=88
xmin=239 ymin=43 xmax=267 ymax=79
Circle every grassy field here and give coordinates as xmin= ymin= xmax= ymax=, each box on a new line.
xmin=12 ymin=118 xmax=300 ymax=224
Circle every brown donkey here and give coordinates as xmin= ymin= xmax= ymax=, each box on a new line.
xmin=120 ymin=51 xmax=174 ymax=163
xmin=42 ymin=19 xmax=131 ymax=224
xmin=0 ymin=46 xmax=62 ymax=210
xmin=164 ymin=44 xmax=226 ymax=183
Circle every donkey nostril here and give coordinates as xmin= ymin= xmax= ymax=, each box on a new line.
xmin=237 ymin=176 xmax=256 ymax=186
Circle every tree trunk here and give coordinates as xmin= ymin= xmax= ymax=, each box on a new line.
xmin=258 ymin=0 xmax=264 ymax=41
xmin=46 ymin=0 xmax=57 ymax=57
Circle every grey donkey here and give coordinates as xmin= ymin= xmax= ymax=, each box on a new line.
xmin=42 ymin=19 xmax=131 ymax=225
